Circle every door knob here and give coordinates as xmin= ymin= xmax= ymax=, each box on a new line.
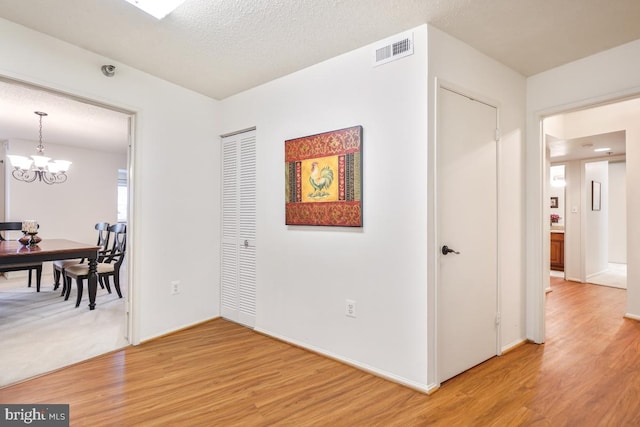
xmin=441 ymin=245 xmax=460 ymax=255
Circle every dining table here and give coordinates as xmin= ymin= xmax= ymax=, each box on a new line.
xmin=0 ymin=239 xmax=101 ymax=310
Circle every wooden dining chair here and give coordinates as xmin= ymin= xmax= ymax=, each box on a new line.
xmin=53 ymin=222 xmax=111 ymax=295
xmin=64 ymin=223 xmax=126 ymax=307
xmin=0 ymin=221 xmax=43 ymax=291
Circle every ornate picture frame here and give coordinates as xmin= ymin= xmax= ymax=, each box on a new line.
xmin=285 ymin=126 xmax=363 ymax=227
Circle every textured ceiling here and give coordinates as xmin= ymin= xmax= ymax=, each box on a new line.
xmin=0 ymin=79 xmax=129 ymax=153
xmin=0 ymin=0 xmax=639 ymax=100
xmin=0 ymin=0 xmax=640 ymax=153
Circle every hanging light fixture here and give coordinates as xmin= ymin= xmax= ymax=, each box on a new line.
xmin=7 ymin=111 xmax=71 ymax=185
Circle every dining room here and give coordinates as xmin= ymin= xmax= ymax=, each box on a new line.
xmin=0 ymin=79 xmax=132 ymax=386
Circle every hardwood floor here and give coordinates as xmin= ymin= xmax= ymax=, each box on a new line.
xmin=2 ymin=278 xmax=640 ymax=426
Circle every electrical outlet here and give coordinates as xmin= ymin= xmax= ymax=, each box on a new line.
xmin=170 ymin=280 xmax=180 ymax=295
xmin=346 ymin=299 xmax=356 ymax=318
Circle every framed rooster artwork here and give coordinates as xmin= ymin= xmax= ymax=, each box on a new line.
xmin=285 ymin=126 xmax=363 ymax=226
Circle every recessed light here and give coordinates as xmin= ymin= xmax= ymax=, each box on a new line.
xmin=124 ymin=0 xmax=186 ymax=19
xmin=594 ymin=147 xmax=611 ymax=152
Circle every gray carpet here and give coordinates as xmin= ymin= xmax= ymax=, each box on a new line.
xmin=0 ymin=273 xmax=128 ymax=387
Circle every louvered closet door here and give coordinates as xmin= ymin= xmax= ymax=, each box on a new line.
xmin=221 ymin=130 xmax=256 ymax=327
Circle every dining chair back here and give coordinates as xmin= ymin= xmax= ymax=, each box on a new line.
xmin=95 ymin=222 xmax=111 ymax=252
xmin=0 ymin=221 xmax=43 ymax=291
xmin=53 ymin=222 xmax=111 ymax=293
xmin=97 ymin=222 xmax=126 ymax=296
xmin=64 ymin=223 xmax=127 ymax=307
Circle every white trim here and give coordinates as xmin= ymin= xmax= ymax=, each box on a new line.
xmin=526 ymin=112 xmax=547 ymax=344
xmin=126 ymin=115 xmax=138 ymax=345
xmin=0 ymin=74 xmax=138 ymax=116
xmin=624 ymin=313 xmax=640 ymax=321
xmin=255 ymin=327 xmax=434 ymax=394
xmin=495 ymin=101 xmax=503 ymax=358
xmin=220 ymin=126 xmax=256 ymax=138
xmin=501 ymin=338 xmax=527 ymax=354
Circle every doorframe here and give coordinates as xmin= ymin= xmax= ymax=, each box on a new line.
xmin=0 ymin=74 xmax=140 ymax=344
xmin=434 ymin=79 xmax=502 ymax=385
xmin=529 ymin=88 xmax=640 ymax=343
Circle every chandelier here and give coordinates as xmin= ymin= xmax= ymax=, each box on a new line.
xmin=7 ymin=111 xmax=71 ymax=185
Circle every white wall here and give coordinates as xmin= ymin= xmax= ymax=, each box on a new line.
xmin=220 ymin=24 xmax=526 ymax=391
xmin=527 ymin=38 xmax=640 ymax=323
xmin=609 ymin=161 xmax=627 ymax=263
xmin=563 ymin=159 xmax=583 ymax=281
xmin=5 ymin=139 xmax=125 ymax=249
xmin=427 ymin=26 xmax=527 ymax=374
xmin=221 ymin=26 xmax=430 ymax=391
xmin=585 ymin=161 xmax=609 ymax=277
xmin=0 ymin=18 xmax=222 ymax=340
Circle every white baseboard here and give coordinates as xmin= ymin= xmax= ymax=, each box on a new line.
xmin=587 ymin=269 xmax=608 ymax=279
xmin=624 ymin=313 xmax=640 ymax=321
xmin=502 ymin=338 xmax=528 ymax=354
xmin=254 ymin=327 xmax=433 ymax=394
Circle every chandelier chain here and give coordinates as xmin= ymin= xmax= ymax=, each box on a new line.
xmin=36 ymin=111 xmax=46 ymax=154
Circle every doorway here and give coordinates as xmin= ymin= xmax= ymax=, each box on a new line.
xmin=541 ymin=97 xmax=637 ymax=334
xmin=436 ymin=86 xmax=499 ymax=383
xmin=0 ymin=77 xmax=135 ymax=386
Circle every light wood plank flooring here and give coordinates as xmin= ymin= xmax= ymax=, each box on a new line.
xmin=1 ymin=278 xmax=640 ymax=426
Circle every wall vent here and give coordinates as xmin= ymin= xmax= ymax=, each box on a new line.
xmin=373 ymin=31 xmax=414 ymax=66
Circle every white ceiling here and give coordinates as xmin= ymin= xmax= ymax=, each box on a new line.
xmin=546 ymin=96 xmax=640 ymax=162
xmin=0 ymin=0 xmax=639 ymax=152
xmin=547 ymin=131 xmax=626 ymax=163
xmin=0 ymin=79 xmax=129 ymax=153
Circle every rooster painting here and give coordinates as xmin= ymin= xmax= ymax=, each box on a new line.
xmin=285 ymin=126 xmax=362 ymax=226
xmin=308 ymin=162 xmax=334 ymax=199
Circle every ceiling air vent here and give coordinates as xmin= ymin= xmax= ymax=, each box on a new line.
xmin=373 ymin=31 xmax=414 ymax=67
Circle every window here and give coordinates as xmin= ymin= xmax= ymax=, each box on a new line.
xmin=117 ymin=169 xmax=128 ymax=223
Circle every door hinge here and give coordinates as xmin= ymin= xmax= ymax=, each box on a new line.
xmin=495 ymin=128 xmax=501 ymax=142
xmin=495 ymin=312 xmax=501 ymax=326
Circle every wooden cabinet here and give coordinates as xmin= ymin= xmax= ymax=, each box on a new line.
xmin=550 ymin=232 xmax=564 ymax=271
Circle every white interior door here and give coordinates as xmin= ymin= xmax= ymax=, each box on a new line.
xmin=437 ymin=87 xmax=498 ymax=383
xmin=221 ymin=130 xmax=257 ymax=328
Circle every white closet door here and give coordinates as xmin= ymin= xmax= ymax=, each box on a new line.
xmin=221 ymin=130 xmax=256 ymax=327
